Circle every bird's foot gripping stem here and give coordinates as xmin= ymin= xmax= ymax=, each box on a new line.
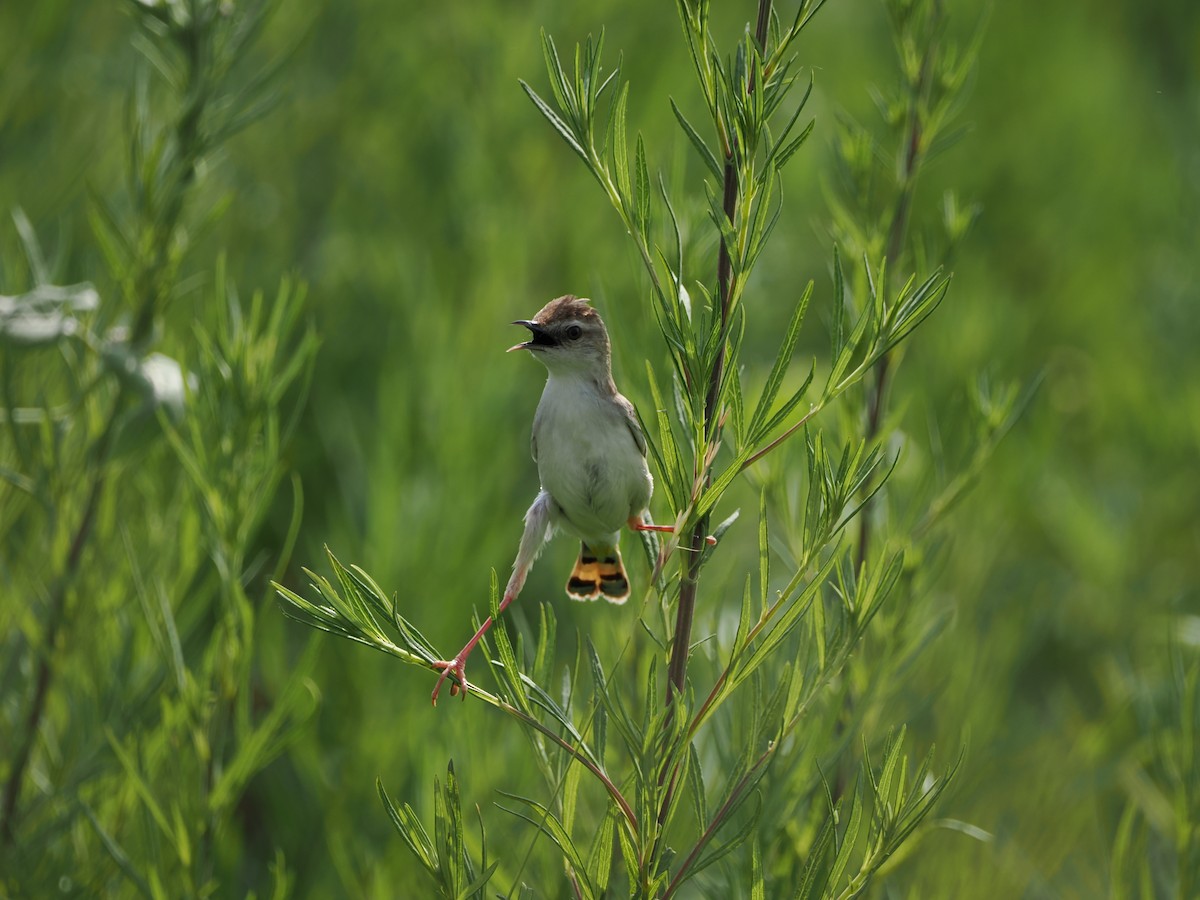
xmin=629 ymin=517 xmax=718 ymax=546
xmin=431 ymin=655 xmax=471 ymax=705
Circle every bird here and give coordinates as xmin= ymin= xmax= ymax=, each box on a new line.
xmin=430 ymin=295 xmax=687 ymax=704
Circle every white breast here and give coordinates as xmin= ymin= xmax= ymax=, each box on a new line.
xmin=532 ymin=372 xmax=652 ymax=546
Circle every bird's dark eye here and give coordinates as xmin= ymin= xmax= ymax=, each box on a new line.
xmin=566 ymin=324 xmax=583 ymax=340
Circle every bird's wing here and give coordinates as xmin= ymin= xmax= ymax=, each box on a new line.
xmin=530 ymin=401 xmax=541 ymax=463
xmin=617 ymin=393 xmax=647 ymax=457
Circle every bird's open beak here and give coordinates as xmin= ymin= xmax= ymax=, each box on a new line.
xmin=507 ymin=320 xmax=555 ymax=353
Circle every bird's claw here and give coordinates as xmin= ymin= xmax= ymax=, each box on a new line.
xmin=431 ymin=658 xmax=470 ymax=706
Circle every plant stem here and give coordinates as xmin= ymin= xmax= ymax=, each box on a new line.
xmin=855 ymin=8 xmax=935 ymax=575
xmin=667 ymin=168 xmax=736 ymax=702
xmin=663 ymin=624 xmax=865 ymax=898
xmin=0 ymin=31 xmax=210 ymax=834
xmin=667 ymin=0 xmax=771 ymax=703
xmin=0 ymin=407 xmax=120 ymax=844
xmin=839 ymin=10 xmax=937 ymax=805
xmin=656 ymin=4 xmax=773 ymax=874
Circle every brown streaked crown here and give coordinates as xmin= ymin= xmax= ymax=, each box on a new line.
xmin=514 ymin=295 xmax=614 ymax=385
xmin=531 ymin=294 xmax=602 ymax=327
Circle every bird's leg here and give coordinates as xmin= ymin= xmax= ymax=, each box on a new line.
xmin=430 ymin=605 xmax=507 ymax=705
xmin=628 ymin=514 xmax=718 ymax=546
xmin=431 ymin=491 xmax=555 ymax=705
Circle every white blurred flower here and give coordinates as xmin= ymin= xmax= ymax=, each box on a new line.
xmin=139 ymin=352 xmax=199 ymax=417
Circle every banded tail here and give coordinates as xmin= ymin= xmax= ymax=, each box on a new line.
xmin=566 ymin=543 xmax=629 ymax=603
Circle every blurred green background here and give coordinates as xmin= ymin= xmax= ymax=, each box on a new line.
xmin=2 ymin=0 xmax=1198 ymax=895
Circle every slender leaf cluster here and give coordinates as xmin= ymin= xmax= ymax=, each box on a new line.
xmin=0 ymin=1 xmax=316 ymax=895
xmin=379 ymin=763 xmax=498 ymax=900
xmin=277 ymin=0 xmax=1006 ymax=896
xmin=1111 ymin=649 xmax=1200 ymax=900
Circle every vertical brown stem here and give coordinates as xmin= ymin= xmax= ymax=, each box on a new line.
xmin=666 ymin=160 xmax=739 ymax=700
xmin=666 ymin=0 xmax=772 ymax=705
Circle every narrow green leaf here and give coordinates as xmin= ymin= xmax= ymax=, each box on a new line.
xmin=733 ymin=551 xmax=838 ymax=689
xmin=691 ymin=790 xmax=763 ymax=876
xmin=12 ymin=208 xmax=47 ymax=284
xmin=455 ymin=862 xmax=500 ymax=900
xmin=644 ymin=361 xmax=687 ymax=508
xmin=635 ymin=134 xmax=651 ymax=235
xmin=751 ymin=840 xmax=765 ymax=900
xmin=702 ymin=177 xmax=740 ymax=279
xmin=832 ymin=451 xmax=899 ymax=536
xmin=728 ymin=362 xmax=746 ymax=448
xmin=875 ymin=728 xmax=908 ymax=813
xmin=749 ymin=280 xmax=813 ymax=441
xmin=329 ymin=553 xmax=388 ymax=643
xmin=767 ymin=71 xmax=814 ymax=159
xmin=539 ymin=29 xmax=575 ymax=119
xmin=488 ymin=574 xmax=532 ymax=713
xmin=670 ymin=98 xmax=722 ymax=179
xmin=775 ymin=118 xmax=815 ymax=170
xmin=742 ymin=160 xmax=778 ymax=272
xmin=80 ymin=802 xmax=156 ymax=900
xmin=562 ymin=759 xmax=583 ymax=835
xmin=612 ymin=81 xmax=632 ymax=203
xmin=758 ymin=360 xmax=816 ymax=439
xmin=497 ymin=794 xmax=595 ymax=900
xmin=520 ymin=81 xmax=589 ymax=163
xmin=585 ymin=804 xmax=617 ymax=893
xmin=210 ymin=648 xmax=319 ymax=813
xmin=792 ymin=814 xmax=835 ymax=900
xmin=587 ymin=640 xmax=640 ymax=759
xmin=687 ymin=742 xmax=708 ymax=829
xmin=377 ymin=779 xmax=437 ymax=871
xmin=616 ymin=815 xmax=640 ymax=889
xmin=694 ymin=447 xmax=752 ymax=522
xmin=827 ymin=781 xmax=863 ymax=889
xmin=828 ymin=271 xmax=880 ymax=392
xmin=88 ymin=191 xmax=133 ymax=275
xmin=442 ymin=762 xmax=469 ymax=894
xmin=532 ymin=601 xmax=557 ymax=687
xmin=830 ymin=245 xmax=846 ymax=359
xmin=758 ymin=488 xmax=770 ymax=613
xmin=879 ymin=272 xmax=951 ymax=356
xmin=731 ymin=577 xmax=754 ymax=674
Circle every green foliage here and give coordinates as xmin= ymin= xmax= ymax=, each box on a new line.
xmin=1111 ymin=647 xmax=1200 ymax=900
xmin=3 ymin=0 xmax=1196 ymax=896
xmin=379 ymin=762 xmax=498 ymax=899
xmin=1 ymin=0 xmax=316 ymax=894
xmin=277 ymin=0 xmax=1004 ymax=895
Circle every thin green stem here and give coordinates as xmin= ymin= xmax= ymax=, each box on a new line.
xmin=0 ymin=402 xmax=121 ymax=843
xmin=855 ymin=7 xmax=938 ymax=574
xmin=840 ymin=6 xmax=939 ymax=807
xmin=663 ymin=623 xmax=866 ymax=898
xmin=655 ymin=4 xmax=773 ymax=882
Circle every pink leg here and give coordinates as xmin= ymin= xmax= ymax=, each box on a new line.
xmin=430 ymin=593 xmax=515 ymax=705
xmin=431 ymin=491 xmax=554 ymax=706
xmin=628 ymin=516 xmax=718 ymax=546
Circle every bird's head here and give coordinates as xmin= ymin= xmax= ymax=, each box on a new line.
xmin=509 ymin=295 xmax=612 ymax=376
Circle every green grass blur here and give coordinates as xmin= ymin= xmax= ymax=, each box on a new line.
xmin=2 ymin=0 xmax=1197 ymax=895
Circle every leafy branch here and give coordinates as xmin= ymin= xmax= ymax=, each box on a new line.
xmin=276 ymin=0 xmax=986 ymax=894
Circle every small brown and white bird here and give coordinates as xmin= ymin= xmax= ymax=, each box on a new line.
xmin=520 ymin=295 xmax=654 ymax=602
xmin=431 ymin=295 xmax=677 ymax=703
